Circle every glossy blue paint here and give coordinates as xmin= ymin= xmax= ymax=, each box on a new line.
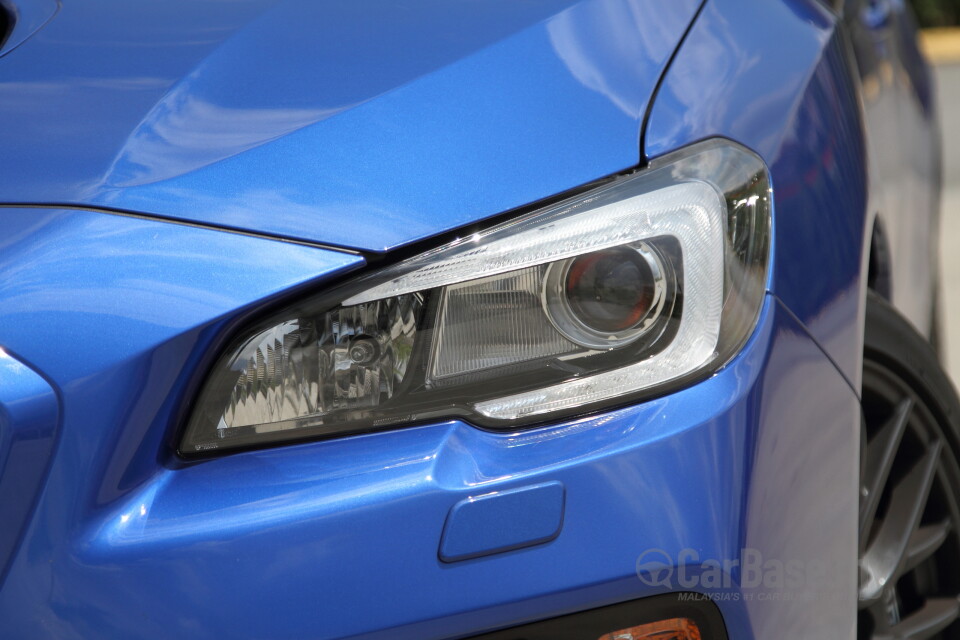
xmin=0 ymin=0 xmax=700 ymax=251
xmin=0 ymin=0 xmax=58 ymax=58
xmin=645 ymin=0 xmax=940 ymax=391
xmin=0 ymin=0 xmax=937 ymax=637
xmin=0 ymin=208 xmax=363 ymax=506
xmin=645 ymin=0 xmax=871 ymax=390
xmin=0 ymin=348 xmax=59 ymax=586
xmin=439 ymin=482 xmax=565 ymax=563
xmin=0 ymin=263 xmax=859 ymax=637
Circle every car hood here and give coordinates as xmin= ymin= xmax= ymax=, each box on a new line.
xmin=0 ymin=0 xmax=701 ymax=252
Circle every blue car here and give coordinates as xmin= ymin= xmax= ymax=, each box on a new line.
xmin=0 ymin=0 xmax=951 ymax=638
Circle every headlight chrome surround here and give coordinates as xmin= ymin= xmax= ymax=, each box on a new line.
xmin=180 ymin=139 xmax=771 ymax=455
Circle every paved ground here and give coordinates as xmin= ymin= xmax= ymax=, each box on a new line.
xmin=935 ymin=63 xmax=960 ymax=380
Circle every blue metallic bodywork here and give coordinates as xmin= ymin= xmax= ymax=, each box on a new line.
xmin=645 ymin=0 xmax=938 ymax=389
xmin=0 ymin=0 xmax=940 ymax=638
xmin=439 ymin=481 xmax=566 ymax=563
xmin=0 ymin=0 xmax=57 ymax=58
xmin=0 ymin=269 xmax=859 ymax=637
xmin=0 ymin=349 xmax=59 ymax=587
xmin=646 ymin=0 xmax=868 ymax=388
xmin=0 ymin=0 xmax=700 ymax=250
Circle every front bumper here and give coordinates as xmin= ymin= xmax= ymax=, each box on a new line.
xmin=0 ymin=208 xmax=857 ymax=639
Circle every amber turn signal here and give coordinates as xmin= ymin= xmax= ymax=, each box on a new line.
xmin=597 ymin=617 xmax=702 ymax=640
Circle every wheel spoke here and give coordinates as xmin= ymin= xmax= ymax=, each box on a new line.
xmin=861 ymin=399 xmax=913 ymax=541
xmin=860 ymin=336 xmax=960 ymax=640
xmin=904 ymin=519 xmax=952 ymax=574
xmin=874 ymin=597 xmax=960 ymax=640
xmin=860 ymin=441 xmax=942 ymax=603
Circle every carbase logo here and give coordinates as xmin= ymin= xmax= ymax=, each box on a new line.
xmin=635 ymin=548 xmax=827 ymax=591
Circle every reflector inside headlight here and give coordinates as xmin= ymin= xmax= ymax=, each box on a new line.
xmin=181 ymin=140 xmax=771 ymax=454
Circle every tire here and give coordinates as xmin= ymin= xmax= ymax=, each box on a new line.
xmin=859 ymin=291 xmax=960 ymax=639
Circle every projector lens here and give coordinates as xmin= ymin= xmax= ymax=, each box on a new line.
xmin=565 ymin=247 xmax=657 ymax=333
xmin=543 ymin=242 xmax=667 ymax=350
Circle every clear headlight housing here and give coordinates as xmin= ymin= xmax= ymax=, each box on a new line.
xmin=181 ymin=140 xmax=771 ymax=454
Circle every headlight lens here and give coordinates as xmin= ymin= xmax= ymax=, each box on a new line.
xmin=542 ymin=242 xmax=669 ymax=348
xmin=181 ymin=140 xmax=770 ymax=454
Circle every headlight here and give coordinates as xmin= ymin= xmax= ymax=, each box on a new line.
xmin=181 ymin=140 xmax=770 ymax=455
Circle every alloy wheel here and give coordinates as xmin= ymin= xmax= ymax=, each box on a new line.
xmin=858 ymin=357 xmax=960 ymax=639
